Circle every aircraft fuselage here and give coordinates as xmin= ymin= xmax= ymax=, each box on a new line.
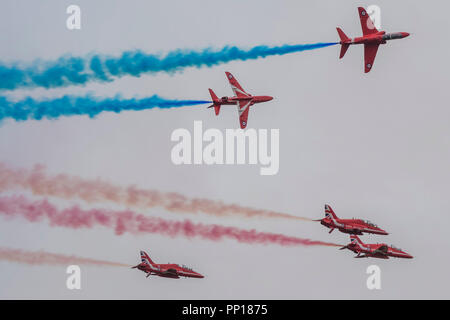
xmin=216 ymin=95 xmax=273 ymax=106
xmin=133 ymin=262 xmax=204 ymax=279
xmin=320 ymin=218 xmax=388 ymax=235
xmin=347 ymin=243 xmax=413 ymax=259
xmin=342 ymin=31 xmax=410 ymax=46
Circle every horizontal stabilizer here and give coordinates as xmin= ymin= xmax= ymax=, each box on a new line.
xmin=336 ymin=27 xmax=350 ymax=43
xmin=336 ymin=28 xmax=350 ymax=59
xmin=208 ymin=88 xmax=218 ymax=102
xmin=340 ymin=44 xmax=350 ymax=59
xmin=208 ymin=89 xmax=221 ymax=115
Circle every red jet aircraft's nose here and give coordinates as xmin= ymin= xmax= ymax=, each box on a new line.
xmin=402 ymin=32 xmax=410 ymax=38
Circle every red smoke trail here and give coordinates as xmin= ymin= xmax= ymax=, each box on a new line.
xmin=0 ymin=247 xmax=128 ymax=267
xmin=0 ymin=162 xmax=310 ymax=221
xmin=0 ymin=195 xmax=339 ymax=247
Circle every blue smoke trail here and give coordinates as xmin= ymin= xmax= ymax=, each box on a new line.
xmin=0 ymin=42 xmax=338 ymax=91
xmin=0 ymin=95 xmax=211 ymax=122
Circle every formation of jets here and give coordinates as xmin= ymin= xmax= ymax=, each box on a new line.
xmin=132 ymin=251 xmax=204 ymax=279
xmin=130 ymin=7 xmax=411 ymax=279
xmin=132 ymin=204 xmax=412 ymax=281
xmin=316 ymin=205 xmax=413 ymax=259
xmin=207 ymin=7 xmax=410 ymax=128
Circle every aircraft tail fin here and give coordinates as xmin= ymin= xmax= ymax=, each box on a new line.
xmin=325 ymin=204 xmax=338 ymax=219
xmin=336 ymin=28 xmax=350 ymax=59
xmin=140 ymin=250 xmax=156 ymax=267
xmin=208 ymin=88 xmax=221 ymax=116
xmin=350 ymin=235 xmax=364 ymax=245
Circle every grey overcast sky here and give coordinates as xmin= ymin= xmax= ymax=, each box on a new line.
xmin=0 ymin=0 xmax=449 ymax=299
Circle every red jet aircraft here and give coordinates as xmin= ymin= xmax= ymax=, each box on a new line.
xmin=340 ymin=235 xmax=413 ymax=259
xmin=208 ymin=72 xmax=273 ymax=129
xmin=315 ymin=205 xmax=388 ymax=235
xmin=131 ymin=251 xmax=204 ymax=279
xmin=337 ymin=7 xmax=410 ymax=73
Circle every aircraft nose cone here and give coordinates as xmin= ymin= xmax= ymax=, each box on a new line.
xmin=266 ymin=96 xmax=273 ymax=102
xmin=402 ymin=32 xmax=410 ymax=38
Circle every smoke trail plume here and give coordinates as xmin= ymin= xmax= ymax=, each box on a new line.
xmin=0 ymin=94 xmax=210 ymax=122
xmin=0 ymin=246 xmax=128 ymax=267
xmin=0 ymin=195 xmax=338 ymax=247
xmin=0 ymin=42 xmax=338 ymax=91
xmin=0 ymin=163 xmax=310 ymax=221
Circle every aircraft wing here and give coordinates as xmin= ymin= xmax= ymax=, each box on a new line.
xmin=358 ymin=7 xmax=378 ymax=35
xmin=355 ymin=254 xmax=389 ymax=259
xmin=165 ymin=268 xmax=178 ymax=275
xmin=161 ymin=268 xmax=180 ymax=278
xmin=373 ymin=245 xmax=389 ymax=255
xmin=237 ymin=100 xmax=253 ymax=129
xmin=226 ymin=72 xmax=251 ymax=98
xmin=343 ymin=225 xmax=361 ymax=234
xmin=364 ymin=44 xmax=380 ymax=73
